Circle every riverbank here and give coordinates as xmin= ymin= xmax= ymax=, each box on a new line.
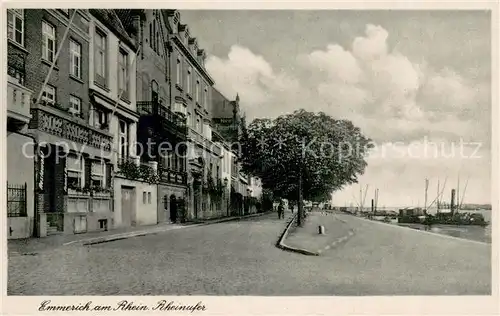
xmin=365 ymin=215 xmax=491 ymax=243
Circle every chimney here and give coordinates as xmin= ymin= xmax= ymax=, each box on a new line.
xmin=450 ymin=189 xmax=456 ymax=214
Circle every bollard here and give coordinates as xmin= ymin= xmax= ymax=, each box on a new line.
xmin=318 ymin=225 xmax=325 ymax=235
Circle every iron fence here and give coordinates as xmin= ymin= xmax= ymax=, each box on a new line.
xmin=7 ymin=182 xmax=27 ymax=217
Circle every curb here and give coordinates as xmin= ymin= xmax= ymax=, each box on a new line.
xmin=276 ymin=213 xmax=319 ymax=256
xmin=276 ymin=213 xmax=355 ymax=256
xmin=76 ymin=212 xmax=273 ymax=246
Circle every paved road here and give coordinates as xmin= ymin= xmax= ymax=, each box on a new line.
xmin=8 ymin=212 xmax=491 ymax=295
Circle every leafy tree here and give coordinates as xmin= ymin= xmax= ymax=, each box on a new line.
xmin=240 ymin=109 xmax=373 ymax=221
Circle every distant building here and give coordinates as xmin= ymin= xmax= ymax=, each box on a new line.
xmin=211 ymin=88 xmax=250 ymax=216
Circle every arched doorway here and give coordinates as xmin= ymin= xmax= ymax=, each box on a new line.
xmin=170 ymin=195 xmax=178 ymax=223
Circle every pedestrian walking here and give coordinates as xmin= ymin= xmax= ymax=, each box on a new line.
xmin=278 ymin=200 xmax=284 ymax=219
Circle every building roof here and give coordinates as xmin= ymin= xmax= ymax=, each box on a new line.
xmin=89 ymin=9 xmax=136 ymax=51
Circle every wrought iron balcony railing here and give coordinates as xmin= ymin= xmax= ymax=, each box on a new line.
xmin=8 ymin=52 xmax=26 ymax=86
xmin=137 ymin=101 xmax=187 ymax=135
xmin=159 ymin=167 xmax=187 ymax=185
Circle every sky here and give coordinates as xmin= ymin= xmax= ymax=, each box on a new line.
xmin=180 ymin=10 xmax=492 ymax=207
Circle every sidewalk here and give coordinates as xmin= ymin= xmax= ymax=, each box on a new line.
xmin=284 ymin=211 xmax=354 ymax=254
xmin=8 ymin=211 xmax=272 ymax=255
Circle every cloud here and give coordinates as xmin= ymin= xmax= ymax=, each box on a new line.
xmin=205 ymin=45 xmax=299 ymax=113
xmin=205 ymin=23 xmax=491 ymax=203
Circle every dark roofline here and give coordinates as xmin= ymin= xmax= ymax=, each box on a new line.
xmin=90 ymin=9 xmax=137 ymax=51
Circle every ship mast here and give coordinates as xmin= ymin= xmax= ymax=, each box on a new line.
xmin=359 ymin=185 xmax=362 ymax=213
xmin=457 ymin=174 xmax=461 ymax=212
xmin=363 ymin=184 xmax=369 ymax=211
xmin=437 ymin=178 xmax=440 ymax=212
xmin=459 ymin=176 xmax=469 ymax=209
xmin=424 ymin=178 xmax=429 ymax=211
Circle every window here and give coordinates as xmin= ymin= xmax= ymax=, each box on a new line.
xmin=187 ymin=112 xmax=191 ymax=127
xmin=186 ymin=67 xmax=192 ymax=95
xmin=156 ymin=30 xmax=160 ymax=54
xmin=91 ymin=160 xmax=106 ymax=188
xmin=7 ymin=9 xmax=24 ymax=46
xmin=42 ymin=85 xmax=56 ymax=103
xmin=179 ymin=156 xmax=185 ymax=172
xmin=162 ymin=151 xmax=172 ymax=169
xmin=143 ymin=192 xmax=147 ymax=204
xmin=94 ymin=30 xmax=107 ymax=85
xmin=196 ymin=79 xmax=200 ymax=103
xmin=70 ymin=40 xmax=81 ymax=78
xmin=67 ymin=155 xmax=84 ymax=190
xmin=196 ymin=117 xmax=201 ymax=132
xmin=149 ymin=23 xmax=152 ymax=48
xmin=148 ymin=192 xmax=152 ymax=204
xmin=69 ymin=96 xmax=81 ymax=115
xmin=42 ymin=21 xmax=56 ymax=62
xmin=168 ymin=152 xmax=173 ymax=169
xmin=92 ymin=107 xmax=108 ymax=129
xmin=151 ymin=80 xmax=159 ymax=103
xmin=152 ymin=21 xmax=156 ymax=52
xmin=118 ymin=49 xmax=129 ymax=98
xmin=119 ymin=119 xmax=129 ymax=162
xmin=176 ymin=57 xmax=181 ymax=86
xmin=204 ymin=86 xmax=208 ymax=108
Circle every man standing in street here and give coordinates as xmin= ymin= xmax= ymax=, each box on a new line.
xmin=278 ymin=200 xmax=284 ymax=219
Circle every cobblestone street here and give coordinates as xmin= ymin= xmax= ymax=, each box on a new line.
xmin=8 ymin=212 xmax=491 ymax=295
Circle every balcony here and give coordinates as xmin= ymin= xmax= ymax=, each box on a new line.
xmin=189 ymin=129 xmax=222 ymax=156
xmin=7 ymin=77 xmax=32 ymax=128
xmin=159 ymin=168 xmax=187 ymax=185
xmin=29 ymin=104 xmax=113 ymax=152
xmin=137 ymin=101 xmax=188 ymax=138
xmin=7 ymin=53 xmax=32 ymax=129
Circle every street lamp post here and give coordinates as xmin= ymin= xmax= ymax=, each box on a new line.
xmin=224 ymin=177 xmax=229 ymax=217
xmin=297 ymin=149 xmax=304 ymax=227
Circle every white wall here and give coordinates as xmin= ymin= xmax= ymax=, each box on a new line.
xmin=113 ymin=178 xmax=157 ymax=227
xmin=250 ymin=177 xmax=262 ymax=198
xmin=221 ymin=146 xmax=233 ymax=188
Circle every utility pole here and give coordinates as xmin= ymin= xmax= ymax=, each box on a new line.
xmin=297 ymin=163 xmax=303 ymax=227
xmin=296 ymin=147 xmax=304 ymax=227
xmin=437 ymin=179 xmax=440 ymax=212
xmin=359 ymin=185 xmax=362 ymax=214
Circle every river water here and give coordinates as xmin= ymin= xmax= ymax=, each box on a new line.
xmin=371 ymin=208 xmax=492 ymax=244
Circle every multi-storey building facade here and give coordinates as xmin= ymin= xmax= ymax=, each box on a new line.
xmin=117 ymin=9 xmax=189 ymax=224
xmin=88 ymin=9 xmax=158 ymax=229
xmin=6 ymin=8 xmax=262 ymax=240
xmin=7 ymin=9 xmax=36 ymax=239
xmin=13 ymin=9 xmax=118 ymax=237
xmin=162 ymin=10 xmax=223 ymax=221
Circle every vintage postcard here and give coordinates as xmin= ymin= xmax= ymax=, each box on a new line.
xmin=1 ymin=0 xmax=498 ymax=315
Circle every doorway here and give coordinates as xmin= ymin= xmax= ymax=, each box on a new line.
xmin=170 ymin=195 xmax=178 ymax=223
xmin=121 ymin=186 xmax=135 ymax=227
